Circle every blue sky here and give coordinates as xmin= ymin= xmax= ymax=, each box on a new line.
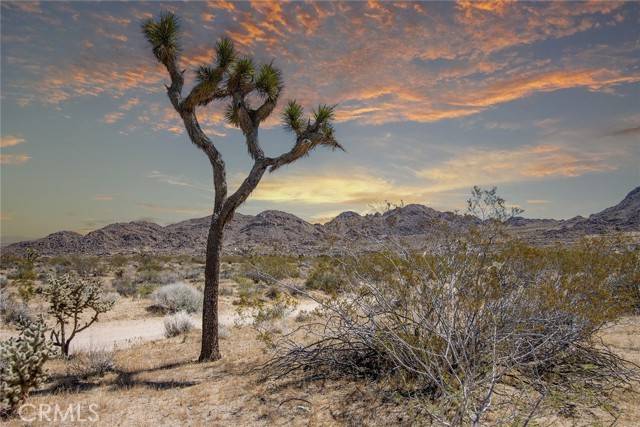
xmin=1 ymin=1 xmax=639 ymax=243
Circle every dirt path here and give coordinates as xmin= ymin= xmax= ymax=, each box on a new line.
xmin=62 ymin=298 xmax=318 ymax=353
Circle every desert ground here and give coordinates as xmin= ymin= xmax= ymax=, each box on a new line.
xmin=1 ymin=249 xmax=639 ymax=426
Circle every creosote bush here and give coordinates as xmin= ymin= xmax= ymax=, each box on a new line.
xmin=265 ymin=235 xmax=639 ymax=424
xmin=263 ymin=188 xmax=639 ymax=425
xmin=0 ymin=317 xmax=54 ymax=418
xmin=152 ymin=282 xmax=202 ymax=314
xmin=163 ymin=311 xmax=194 ymax=337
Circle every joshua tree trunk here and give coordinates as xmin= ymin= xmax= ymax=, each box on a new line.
xmin=200 ymin=218 xmax=224 ymax=361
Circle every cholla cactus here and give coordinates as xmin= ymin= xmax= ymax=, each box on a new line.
xmin=0 ymin=317 xmax=54 ymax=418
xmin=43 ymin=273 xmax=117 ymax=356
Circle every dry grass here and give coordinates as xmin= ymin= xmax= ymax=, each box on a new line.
xmin=1 ymin=256 xmax=639 ymax=426
xmin=1 ymin=314 xmax=637 ymax=426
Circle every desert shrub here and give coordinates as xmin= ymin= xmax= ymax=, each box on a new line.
xmin=249 ymin=294 xmax=297 ymax=348
xmin=134 ymin=267 xmax=180 ymax=286
xmin=163 ymin=311 xmax=194 ymax=337
xmin=71 ymin=256 xmax=104 ymax=277
xmin=266 ymin=236 xmax=640 ymax=424
xmin=264 ymin=188 xmax=639 ymax=424
xmin=156 ymin=270 xmax=181 ymax=284
xmin=233 ymin=275 xmax=261 ymax=306
xmin=67 ymin=347 xmax=116 ymax=378
xmin=152 ymin=282 xmax=202 ymax=314
xmin=305 ymin=259 xmax=345 ymax=295
xmin=134 ymin=268 xmax=160 ymax=284
xmin=294 ymin=310 xmax=313 ymax=323
xmin=138 ymin=282 xmax=158 ymax=298
xmin=0 ymin=254 xmax=22 ymax=270
xmin=13 ymin=249 xmax=39 ymax=302
xmin=136 ymin=255 xmax=163 ymax=273
xmin=112 ymin=276 xmax=137 ymax=297
xmin=219 ymin=285 xmax=234 ymax=296
xmin=0 ymin=289 xmax=32 ymax=326
xmin=0 ymin=317 xmax=54 ymax=418
xmin=218 ymin=324 xmax=231 ymax=339
xmin=108 ymin=254 xmax=128 ymax=269
xmin=47 ymin=255 xmax=105 ymax=277
xmin=242 ymin=255 xmax=300 ymax=283
xmin=43 ymin=273 xmax=117 ymax=356
xmin=221 ymin=255 xmax=247 ymax=264
xmin=183 ymin=267 xmax=203 ymax=280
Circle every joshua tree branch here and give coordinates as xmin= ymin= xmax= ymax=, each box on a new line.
xmin=267 ymin=131 xmax=344 ymax=172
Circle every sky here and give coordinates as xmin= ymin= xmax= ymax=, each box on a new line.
xmin=1 ymin=1 xmax=639 ymax=244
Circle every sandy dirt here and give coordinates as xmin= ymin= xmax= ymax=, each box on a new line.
xmin=10 ymin=298 xmax=320 ymax=353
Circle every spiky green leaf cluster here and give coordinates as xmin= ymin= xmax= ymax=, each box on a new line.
xmin=282 ymin=100 xmax=305 ymax=134
xmin=228 ymin=56 xmax=255 ymax=90
xmin=224 ymin=103 xmax=241 ymax=127
xmin=215 ymin=37 xmax=236 ymax=69
xmin=196 ymin=65 xmax=223 ymax=88
xmin=313 ymin=104 xmax=335 ymax=125
xmin=256 ymin=63 xmax=283 ymax=102
xmin=142 ymin=12 xmax=180 ymax=64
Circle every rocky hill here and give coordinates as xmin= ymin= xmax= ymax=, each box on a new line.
xmin=4 ymin=187 xmax=639 ymax=256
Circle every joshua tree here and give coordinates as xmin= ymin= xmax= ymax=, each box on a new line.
xmin=142 ymin=13 xmax=343 ymax=361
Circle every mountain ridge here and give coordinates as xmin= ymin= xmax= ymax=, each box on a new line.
xmin=4 ymin=186 xmax=639 ymax=256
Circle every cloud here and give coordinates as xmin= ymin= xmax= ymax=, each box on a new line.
xmin=527 ymin=199 xmax=550 ymax=205
xmin=103 ymin=111 xmax=124 ymax=124
xmin=606 ymin=126 xmax=640 ymax=137
xmin=4 ymin=1 xmax=635 ymax=129
xmin=0 ymin=154 xmax=31 ymax=165
xmin=93 ymin=195 xmax=113 ymax=201
xmin=250 ymin=170 xmax=428 ymax=206
xmin=452 ymin=69 xmax=640 ymax=108
xmin=147 ymin=170 xmax=210 ymax=192
xmin=102 ymin=97 xmax=140 ymax=124
xmin=417 ymin=144 xmax=617 ymax=192
xmin=0 ymin=135 xmax=26 ymax=148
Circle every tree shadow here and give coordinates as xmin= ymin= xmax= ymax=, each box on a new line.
xmin=35 ymin=360 xmax=198 ymax=396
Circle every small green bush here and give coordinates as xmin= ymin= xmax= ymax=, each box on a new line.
xmin=305 ymin=259 xmax=345 ymax=295
xmin=242 ymin=255 xmax=300 ymax=283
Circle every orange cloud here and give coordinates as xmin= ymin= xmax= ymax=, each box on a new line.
xmin=417 ymin=144 xmax=617 ymax=192
xmin=454 ymin=69 xmax=640 ymax=108
xmin=0 ymin=135 xmax=26 ymax=148
xmin=6 ymin=0 xmax=635 ymax=130
xmin=1 ymin=153 xmax=31 ymax=165
xmin=103 ymin=111 xmax=124 ymax=124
